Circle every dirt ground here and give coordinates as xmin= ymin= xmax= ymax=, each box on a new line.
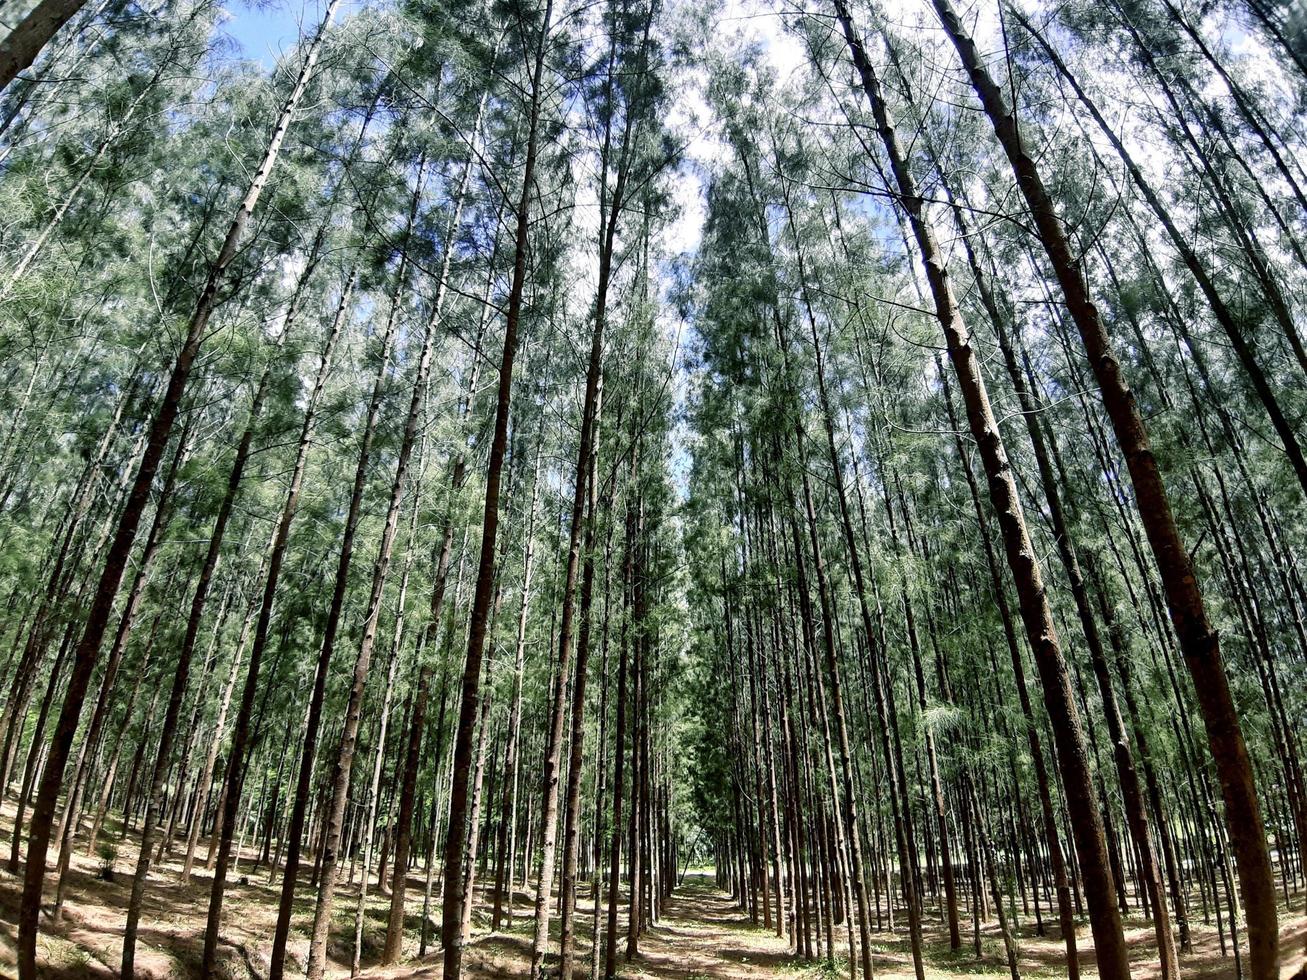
xmin=0 ymin=796 xmax=1304 ymax=978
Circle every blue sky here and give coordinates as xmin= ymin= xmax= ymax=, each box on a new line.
xmin=220 ymin=0 xmax=314 ymax=65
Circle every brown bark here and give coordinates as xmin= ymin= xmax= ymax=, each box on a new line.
xmin=928 ymin=2 xmax=1278 ymax=973
xmin=266 ymin=145 xmax=416 ymax=980
xmin=440 ymin=3 xmax=551 ymax=974
xmin=0 ymin=361 xmax=142 ymax=801
xmin=1011 ymin=9 xmax=1307 ymax=500
xmin=603 ymin=496 xmax=636 ymax=979
xmin=781 ymin=223 xmax=901 ymax=980
xmin=305 ymin=222 xmax=447 ymax=977
xmin=924 ymin=124 xmax=1178 ymax=974
xmin=17 ymin=6 xmax=335 ymax=973
xmin=828 ymin=4 xmax=1131 ymax=976
xmin=200 ymin=254 xmax=353 ymax=975
xmin=558 ymin=401 xmax=603 ymax=979
xmin=0 ymin=0 xmax=88 ymax=93
xmin=491 ymin=428 xmax=545 ymax=933
xmin=536 ymin=30 xmax=638 ymax=965
xmin=183 ymin=553 xmax=265 ymax=881
xmin=119 ymin=359 xmax=276 ymax=976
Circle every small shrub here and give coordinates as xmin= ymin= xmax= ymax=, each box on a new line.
xmin=96 ymin=841 xmax=118 ymax=882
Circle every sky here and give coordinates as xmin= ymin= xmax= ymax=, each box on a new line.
xmin=219 ymin=0 xmax=322 ymax=65
xmin=216 ymin=0 xmax=1300 ymax=504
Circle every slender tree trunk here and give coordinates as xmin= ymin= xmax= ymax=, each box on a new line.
xmin=265 ymin=152 xmax=415 ymax=980
xmin=603 ymin=497 xmax=636 ymax=980
xmin=558 ymin=391 xmax=604 ymax=979
xmin=120 ymin=358 xmax=285 ymax=976
xmin=304 ymin=242 xmax=443 ymax=976
xmin=534 ymin=86 xmax=631 ymax=980
xmin=928 ymin=4 xmax=1277 ymax=973
xmin=200 ymin=265 xmax=353 ymax=977
xmin=441 ymin=5 xmax=551 ymax=974
xmin=828 ymin=5 xmax=1131 ymax=976
xmin=16 ymin=6 xmax=336 ymax=974
xmin=1011 ymin=10 xmax=1307 ymax=500
xmin=491 ymin=428 xmax=545 ymax=932
xmin=0 ymin=358 xmax=143 ymax=801
xmin=183 ymin=556 xmax=265 ymax=881
xmin=350 ymin=480 xmax=421 ymax=974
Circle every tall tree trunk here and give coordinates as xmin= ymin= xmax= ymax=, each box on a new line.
xmin=927 ymin=4 xmax=1277 ymax=973
xmin=304 ymin=234 xmax=443 ymax=975
xmin=182 ymin=552 xmax=266 ymax=882
xmin=350 ymin=479 xmax=421 ymax=975
xmin=200 ymin=261 xmax=353 ymax=976
xmin=0 ymin=357 xmax=143 ymax=801
xmin=440 ymin=3 xmax=551 ymax=974
xmin=369 ymin=145 xmax=491 ymax=971
xmin=558 ymin=391 xmax=604 ymax=980
xmin=923 ymin=116 xmax=1178 ymax=974
xmin=16 ymin=6 xmax=336 ymax=975
xmin=533 ymin=76 xmax=632 ymax=980
xmin=827 ymin=5 xmax=1131 ymax=976
xmin=266 ymin=147 xmax=416 ymax=980
xmin=1011 ymin=9 xmax=1307 ymax=501
xmin=603 ymin=495 xmax=636 ymax=979
xmin=119 ymin=356 xmax=280 ymax=976
xmin=491 ymin=425 xmax=545 ymax=933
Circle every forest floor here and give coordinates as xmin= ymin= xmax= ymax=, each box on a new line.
xmin=0 ymin=797 xmax=1304 ymax=978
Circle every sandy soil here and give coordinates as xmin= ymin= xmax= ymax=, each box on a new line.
xmin=0 ymin=795 xmax=1304 ymax=978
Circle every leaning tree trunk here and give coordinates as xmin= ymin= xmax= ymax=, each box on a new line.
xmin=0 ymin=12 xmax=200 ymax=305
xmin=47 ymin=417 xmax=191 ymax=879
xmin=313 ymin=127 xmax=486 ymax=980
xmin=922 ymin=125 xmax=1177 ymax=974
xmin=266 ymin=144 xmax=415 ymax=980
xmin=1010 ymin=9 xmax=1307 ymax=501
xmin=828 ymin=3 xmax=1131 ymax=976
xmin=14 ymin=5 xmax=336 ymax=975
xmin=181 ymin=555 xmax=264 ymax=881
xmin=118 ymin=350 xmax=281 ymax=976
xmin=0 ymin=357 xmax=142 ymax=802
xmin=927 ymin=2 xmax=1277 ymax=974
xmin=0 ymin=0 xmax=90 ymax=93
xmin=199 ymin=260 xmax=353 ymax=976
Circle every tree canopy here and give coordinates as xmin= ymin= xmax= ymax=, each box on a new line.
xmin=0 ymin=0 xmax=1304 ymax=977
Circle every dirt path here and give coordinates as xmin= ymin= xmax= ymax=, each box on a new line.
xmin=3 ymin=802 xmax=1305 ymax=980
xmin=353 ymin=873 xmax=797 ymax=979
xmin=614 ymin=874 xmax=794 ymax=979
xmin=601 ymin=874 xmax=1307 ymax=980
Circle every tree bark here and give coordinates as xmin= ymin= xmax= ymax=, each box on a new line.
xmin=828 ymin=5 xmax=1131 ymax=976
xmin=200 ymin=260 xmax=353 ymax=975
xmin=928 ymin=3 xmax=1278 ymax=973
xmin=266 ymin=143 xmax=415 ymax=980
xmin=16 ymin=5 xmax=336 ymax=974
xmin=0 ymin=0 xmax=89 ymax=93
xmin=441 ymin=4 xmax=551 ymax=975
